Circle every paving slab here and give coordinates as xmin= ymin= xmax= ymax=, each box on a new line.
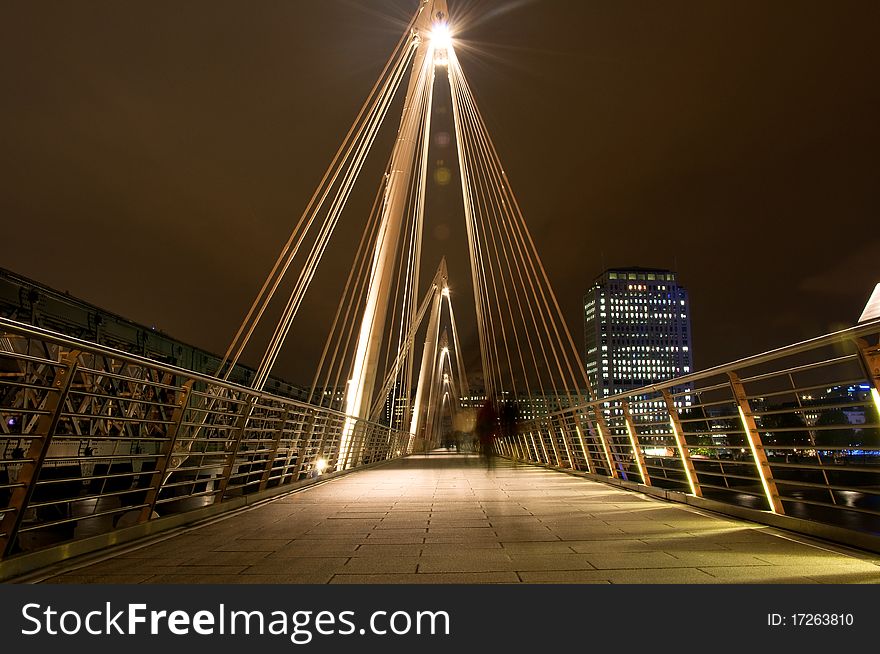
xmin=243 ymin=557 xmax=350 ymax=576
xmin=420 ymin=542 xmax=503 ymax=554
xmin=340 ymin=557 xmax=421 ymax=574
xmin=182 ymin=551 xmax=272 ymax=565
xmin=267 ymin=543 xmax=360 ymax=558
xmin=144 ymin=573 xmax=335 ymax=584
xmin=43 ymin=574 xmax=162 ymax=584
xmin=330 ymin=572 xmax=520 ymax=584
xmin=519 ymin=569 xmax=722 ymax=584
xmin=210 ymin=539 xmax=293 ymax=552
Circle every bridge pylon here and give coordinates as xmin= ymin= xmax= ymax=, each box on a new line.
xmin=341 ymin=1 xmax=450 ymax=464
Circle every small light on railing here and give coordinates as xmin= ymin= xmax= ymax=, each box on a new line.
xmin=396 ymin=450 xmax=401 ymax=456
xmin=315 ymin=458 xmax=327 ymax=474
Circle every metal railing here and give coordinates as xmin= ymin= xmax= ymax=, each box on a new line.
xmin=0 ymin=317 xmax=410 ymax=561
xmin=497 ymin=319 xmax=880 ymax=536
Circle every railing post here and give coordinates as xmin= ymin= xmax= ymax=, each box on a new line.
xmin=514 ymin=433 xmax=526 ymax=460
xmin=621 ymin=400 xmax=650 ymax=486
xmin=591 ymin=407 xmax=619 ymax=479
xmin=855 ymin=337 xmax=880 ymax=410
xmin=380 ymin=426 xmax=392 ymax=461
xmin=259 ymin=405 xmax=290 ymax=492
xmin=387 ymin=428 xmax=403 ymax=459
xmin=789 ymin=373 xmax=835 ymax=505
xmin=382 ymin=427 xmax=395 ymax=461
xmin=727 ymin=373 xmax=783 ymax=513
xmin=338 ymin=420 xmax=358 ymax=470
xmin=358 ymin=423 xmax=376 ymax=464
xmin=352 ymin=421 xmax=373 ymax=467
xmin=347 ymin=419 xmax=369 ymax=468
xmin=573 ymin=418 xmax=593 ymax=473
xmin=312 ymin=414 xmax=338 ymax=474
xmin=543 ymin=419 xmax=563 ymax=466
xmin=289 ymin=410 xmax=316 ymax=481
xmin=382 ymin=427 xmax=393 ymax=460
xmin=375 ymin=426 xmax=385 ymax=461
xmin=553 ymin=416 xmax=577 ymax=470
xmin=400 ymin=431 xmax=411 ymax=457
xmin=532 ymin=428 xmax=549 ymax=464
xmin=660 ymin=389 xmax=701 ymax=497
xmin=515 ymin=433 xmax=526 ymax=460
xmin=1 ymin=349 xmax=80 ymax=557
xmin=386 ymin=429 xmax=395 ymax=460
xmin=138 ymin=380 xmax=192 ymax=523
xmin=215 ymin=395 xmax=257 ymax=502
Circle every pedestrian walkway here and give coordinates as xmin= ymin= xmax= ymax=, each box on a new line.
xmin=28 ymin=452 xmax=880 ymax=584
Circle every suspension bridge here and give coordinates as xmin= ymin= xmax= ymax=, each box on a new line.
xmin=1 ymin=0 xmax=878 ymax=583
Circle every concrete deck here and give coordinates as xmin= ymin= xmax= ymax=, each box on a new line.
xmin=33 ymin=452 xmax=880 ymax=584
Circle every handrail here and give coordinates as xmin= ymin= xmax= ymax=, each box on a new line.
xmin=562 ymin=316 xmax=880 ymax=413
xmin=0 ymin=316 xmax=380 ymax=425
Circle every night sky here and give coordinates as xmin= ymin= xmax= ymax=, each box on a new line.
xmin=2 ymin=1 xmax=878 ymax=385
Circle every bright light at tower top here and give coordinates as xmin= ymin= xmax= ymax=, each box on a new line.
xmin=430 ymin=22 xmax=453 ymax=51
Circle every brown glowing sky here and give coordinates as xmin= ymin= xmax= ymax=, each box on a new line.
xmin=2 ymin=1 xmax=878 ymax=384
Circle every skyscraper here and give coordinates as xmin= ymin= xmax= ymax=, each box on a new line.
xmin=584 ymin=267 xmax=693 ymax=402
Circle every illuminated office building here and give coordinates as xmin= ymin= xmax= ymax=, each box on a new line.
xmin=584 ymin=268 xmax=693 ymax=407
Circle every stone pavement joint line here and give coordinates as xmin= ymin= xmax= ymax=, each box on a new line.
xmin=37 ymin=453 xmax=880 ymax=584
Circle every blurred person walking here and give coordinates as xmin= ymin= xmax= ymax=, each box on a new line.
xmin=475 ymin=399 xmax=498 ymax=470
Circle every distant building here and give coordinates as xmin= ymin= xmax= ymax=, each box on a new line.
xmin=583 ymin=267 xmax=693 ymax=409
xmin=802 ymin=384 xmax=874 ymax=427
xmin=382 ymin=383 xmax=411 ymax=428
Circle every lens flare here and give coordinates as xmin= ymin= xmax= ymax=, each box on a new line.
xmin=430 ymin=22 xmax=453 ymax=50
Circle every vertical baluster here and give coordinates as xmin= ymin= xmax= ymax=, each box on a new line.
xmin=621 ymin=399 xmax=651 ymax=486
xmin=259 ymin=405 xmax=290 ymax=492
xmin=661 ymin=389 xmax=702 ymax=497
xmin=1 ymin=349 xmax=80 ymax=557
xmin=215 ymin=395 xmax=257 ymax=502
xmin=138 ymin=380 xmax=192 ymax=523
xmin=727 ymin=373 xmax=781 ymax=513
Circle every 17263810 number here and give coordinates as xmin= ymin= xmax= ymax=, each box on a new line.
xmin=768 ymin=613 xmax=855 ymax=627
